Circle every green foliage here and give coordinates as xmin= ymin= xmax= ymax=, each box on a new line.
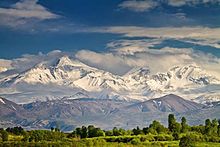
xmin=6 ymin=127 xmax=24 ymax=135
xmin=2 ymin=115 xmax=220 ymax=146
xmin=149 ymin=120 xmax=168 ymax=134
xmin=172 ymin=132 xmax=179 ymax=140
xmin=186 ymin=132 xmax=205 ymax=142
xmin=113 ymin=127 xmax=121 ymax=136
xmin=179 ymin=136 xmax=195 ymax=147
xmin=205 ymin=119 xmax=212 ymax=135
xmin=81 ymin=126 xmax=87 ymax=138
xmin=191 ymin=125 xmax=205 ymax=134
xmin=181 ymin=117 xmax=188 ymax=133
xmin=105 ymin=130 xmax=113 ymax=136
xmin=218 ymin=119 xmax=220 ymax=137
xmin=142 ymin=127 xmax=148 ymax=135
xmin=28 ymin=130 xmax=65 ymax=142
xmin=131 ymin=138 xmax=140 ymax=145
xmin=73 ymin=125 xmax=105 ymax=139
xmin=1 ymin=130 xmax=8 ymax=142
xmin=132 ymin=126 xmax=142 ymax=135
xmin=211 ymin=119 xmax=218 ymax=136
xmin=168 ymin=114 xmax=175 ymax=132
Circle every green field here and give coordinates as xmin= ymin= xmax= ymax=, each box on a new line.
xmin=1 ymin=114 xmax=220 ymax=146
xmin=1 ymin=134 xmax=220 ymax=147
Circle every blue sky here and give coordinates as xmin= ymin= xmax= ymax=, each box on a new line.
xmin=1 ymin=0 xmax=220 ymax=76
xmin=0 ymin=0 xmax=220 ymax=59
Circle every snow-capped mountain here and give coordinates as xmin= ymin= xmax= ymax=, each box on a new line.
xmin=0 ymin=55 xmax=220 ymax=104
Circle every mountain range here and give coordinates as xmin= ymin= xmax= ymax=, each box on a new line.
xmin=0 ymin=56 xmax=220 ymax=104
xmin=1 ymin=94 xmax=220 ymax=131
xmin=1 ymin=55 xmax=220 ymax=131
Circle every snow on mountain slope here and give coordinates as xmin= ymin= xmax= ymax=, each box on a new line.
xmin=194 ymin=94 xmax=220 ymax=104
xmin=0 ymin=55 xmax=220 ymax=103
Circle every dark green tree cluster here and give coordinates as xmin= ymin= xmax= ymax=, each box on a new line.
xmin=28 ymin=130 xmax=65 ymax=142
xmin=71 ymin=125 xmax=105 ymax=138
xmin=6 ymin=126 xmax=25 ymax=135
xmin=0 ymin=130 xmax=8 ymax=142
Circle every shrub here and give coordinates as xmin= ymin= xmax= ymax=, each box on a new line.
xmin=131 ymin=138 xmax=141 ymax=145
xmin=187 ymin=132 xmax=204 ymax=142
xmin=179 ymin=136 xmax=195 ymax=147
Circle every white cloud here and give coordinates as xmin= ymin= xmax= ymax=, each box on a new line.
xmin=0 ymin=0 xmax=59 ymax=27
xmin=106 ymin=38 xmax=163 ymax=55
xmin=103 ymin=26 xmax=220 ymax=40
xmin=94 ymin=26 xmax=220 ymax=49
xmin=75 ymin=50 xmax=131 ymax=75
xmin=168 ymin=0 xmax=220 ymax=7
xmin=74 ymin=37 xmax=220 ymax=78
xmin=118 ymin=0 xmax=220 ymax=12
xmin=118 ymin=0 xmax=158 ymax=12
xmin=0 ymin=46 xmax=220 ymax=79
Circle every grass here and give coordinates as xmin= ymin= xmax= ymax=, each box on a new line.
xmin=195 ymin=142 xmax=220 ymax=147
xmin=2 ymin=134 xmax=220 ymax=147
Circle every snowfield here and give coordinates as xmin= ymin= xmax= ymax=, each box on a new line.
xmin=0 ymin=56 xmax=220 ymax=104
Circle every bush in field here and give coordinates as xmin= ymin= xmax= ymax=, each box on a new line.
xmin=132 ymin=126 xmax=142 ymax=135
xmin=105 ymin=130 xmax=113 ymax=136
xmin=155 ymin=134 xmax=173 ymax=141
xmin=172 ymin=132 xmax=179 ymax=140
xmin=187 ymin=132 xmax=204 ymax=142
xmin=139 ymin=134 xmax=155 ymax=142
xmin=131 ymin=138 xmax=141 ymax=145
xmin=28 ymin=130 xmax=65 ymax=142
xmin=179 ymin=136 xmax=195 ymax=147
xmin=149 ymin=120 xmax=168 ymax=134
xmin=190 ymin=125 xmax=205 ymax=134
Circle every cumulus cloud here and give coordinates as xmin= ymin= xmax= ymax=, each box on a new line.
xmin=0 ymin=0 xmax=59 ymax=27
xmin=1 ymin=45 xmax=220 ymax=79
xmin=75 ymin=38 xmax=220 ymax=78
xmin=167 ymin=0 xmax=220 ymax=7
xmin=118 ymin=0 xmax=220 ymax=12
xmin=75 ymin=50 xmax=131 ymax=75
xmin=118 ymin=0 xmax=158 ymax=12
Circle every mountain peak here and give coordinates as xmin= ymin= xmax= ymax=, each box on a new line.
xmin=56 ymin=56 xmax=88 ymax=68
xmin=124 ymin=67 xmax=150 ymax=78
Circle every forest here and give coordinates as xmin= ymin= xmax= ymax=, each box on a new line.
xmin=1 ymin=114 xmax=220 ymax=147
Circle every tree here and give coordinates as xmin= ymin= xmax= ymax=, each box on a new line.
xmin=113 ymin=127 xmax=121 ymax=136
xmin=173 ymin=122 xmax=181 ymax=133
xmin=181 ymin=117 xmax=188 ymax=133
xmin=95 ymin=128 xmax=105 ymax=137
xmin=132 ymin=126 xmax=142 ymax=135
xmin=143 ymin=127 xmax=149 ymax=135
xmin=168 ymin=114 xmax=180 ymax=133
xmin=1 ymin=130 xmax=8 ymax=142
xmin=168 ymin=114 xmax=176 ymax=132
xmin=88 ymin=125 xmax=105 ymax=137
xmin=211 ymin=119 xmax=218 ymax=136
xmin=75 ymin=127 xmax=82 ymax=138
xmin=81 ymin=126 xmax=87 ymax=138
xmin=148 ymin=120 xmax=167 ymax=134
xmin=218 ymin=119 xmax=220 ymax=137
xmin=205 ymin=119 xmax=212 ymax=135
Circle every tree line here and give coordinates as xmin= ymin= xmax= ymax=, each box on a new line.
xmin=1 ymin=114 xmax=220 ymax=146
